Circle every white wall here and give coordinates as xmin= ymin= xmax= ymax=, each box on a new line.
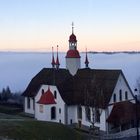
xmin=67 ymin=105 xmax=77 ymax=124
xmin=35 ymin=85 xmax=66 ymax=124
xmin=24 ymin=97 xmax=35 ymax=115
xmin=108 ymin=73 xmax=134 ymax=114
xmin=97 ymin=110 xmax=106 ymax=131
xmin=66 ymin=58 xmax=80 ymax=75
xmin=81 ymin=106 xmax=93 ymax=127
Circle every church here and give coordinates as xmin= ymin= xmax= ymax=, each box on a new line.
xmin=22 ymin=25 xmax=136 ymax=133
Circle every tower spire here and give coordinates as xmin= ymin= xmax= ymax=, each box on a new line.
xmin=55 ymin=45 xmax=60 ymax=69
xmin=85 ymin=48 xmax=89 ymax=68
xmin=51 ymin=47 xmax=55 ymax=68
xmin=72 ymin=22 xmax=74 ymax=34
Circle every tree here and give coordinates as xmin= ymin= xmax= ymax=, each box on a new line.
xmin=1 ymin=86 xmax=12 ymax=102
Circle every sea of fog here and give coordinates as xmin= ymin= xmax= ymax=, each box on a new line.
xmin=0 ymin=52 xmax=140 ymax=93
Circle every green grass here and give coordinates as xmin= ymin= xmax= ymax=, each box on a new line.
xmin=0 ymin=120 xmax=85 ymax=140
xmin=0 ymin=105 xmax=86 ymax=140
xmin=0 ymin=104 xmax=22 ymax=114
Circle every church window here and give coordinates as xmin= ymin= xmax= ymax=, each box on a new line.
xmin=95 ymin=108 xmax=100 ymax=123
xmin=27 ymin=97 xmax=30 ymax=109
xmin=85 ymin=107 xmax=91 ymax=121
xmin=59 ymin=119 xmax=61 ymax=123
xmin=42 ymin=89 xmax=44 ymax=95
xmin=77 ymin=106 xmax=82 ymax=119
xmin=70 ymin=119 xmax=73 ymax=124
xmin=33 ymin=98 xmax=35 ymax=110
xmin=54 ymin=90 xmax=57 ymax=99
xmin=59 ymin=108 xmax=61 ymax=114
xmin=39 ymin=105 xmax=43 ymax=113
xmin=119 ymin=90 xmax=122 ymax=101
xmin=51 ymin=106 xmax=56 ymax=120
xmin=125 ymin=91 xmax=128 ymax=100
xmin=113 ymin=94 xmax=116 ymax=102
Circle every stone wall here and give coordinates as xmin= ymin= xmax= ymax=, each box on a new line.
xmin=103 ymin=128 xmax=140 ymax=139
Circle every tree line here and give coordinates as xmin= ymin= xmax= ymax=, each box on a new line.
xmin=0 ymin=86 xmax=23 ymax=105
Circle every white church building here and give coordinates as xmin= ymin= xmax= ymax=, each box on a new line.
xmin=22 ymin=25 xmax=137 ymax=133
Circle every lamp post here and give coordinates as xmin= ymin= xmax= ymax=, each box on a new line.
xmin=135 ymin=94 xmax=139 ymax=140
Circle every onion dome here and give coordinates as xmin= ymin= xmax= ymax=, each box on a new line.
xmin=66 ymin=49 xmax=80 ymax=58
xmin=37 ymin=87 xmax=56 ymax=105
xmin=69 ymin=33 xmax=77 ymax=42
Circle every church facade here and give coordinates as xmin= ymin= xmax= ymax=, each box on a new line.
xmin=22 ymin=26 xmax=136 ymax=133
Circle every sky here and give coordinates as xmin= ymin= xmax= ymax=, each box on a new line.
xmin=0 ymin=0 xmax=140 ymax=52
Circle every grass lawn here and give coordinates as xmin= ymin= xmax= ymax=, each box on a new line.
xmin=0 ymin=120 xmax=86 ymax=140
xmin=0 ymin=105 xmax=86 ymax=140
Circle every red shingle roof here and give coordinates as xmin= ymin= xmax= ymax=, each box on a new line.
xmin=37 ymin=87 xmax=56 ymax=105
xmin=66 ymin=50 xmax=80 ymax=58
xmin=107 ymin=101 xmax=140 ymax=124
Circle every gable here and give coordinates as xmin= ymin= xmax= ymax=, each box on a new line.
xmin=109 ymin=73 xmax=134 ymax=105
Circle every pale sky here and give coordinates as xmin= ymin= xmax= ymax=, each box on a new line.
xmin=0 ymin=0 xmax=140 ymax=52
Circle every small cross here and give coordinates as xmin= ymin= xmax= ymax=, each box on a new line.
xmin=72 ymin=22 xmax=74 ymax=33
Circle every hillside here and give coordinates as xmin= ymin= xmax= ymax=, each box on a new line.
xmin=0 ymin=118 xmax=85 ymax=140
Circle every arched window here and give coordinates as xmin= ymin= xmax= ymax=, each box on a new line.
xmin=85 ymin=107 xmax=91 ymax=121
xmin=54 ymin=90 xmax=57 ymax=99
xmin=59 ymin=108 xmax=61 ymax=114
xmin=51 ymin=106 xmax=56 ymax=120
xmin=113 ymin=94 xmax=116 ymax=102
xmin=119 ymin=89 xmax=122 ymax=101
xmin=77 ymin=106 xmax=82 ymax=119
xmin=42 ymin=89 xmax=44 ymax=95
xmin=125 ymin=91 xmax=128 ymax=100
xmin=27 ymin=97 xmax=30 ymax=109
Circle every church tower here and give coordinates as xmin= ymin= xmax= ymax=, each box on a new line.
xmin=66 ymin=23 xmax=81 ymax=75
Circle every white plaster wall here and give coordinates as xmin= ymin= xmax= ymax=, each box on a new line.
xmin=66 ymin=58 xmax=80 ymax=75
xmin=35 ymin=85 xmax=65 ymax=123
xmin=97 ymin=110 xmax=106 ymax=131
xmin=67 ymin=105 xmax=77 ymax=124
xmin=108 ymin=74 xmax=134 ymax=114
xmin=24 ymin=97 xmax=35 ymax=114
xmin=81 ymin=106 xmax=93 ymax=127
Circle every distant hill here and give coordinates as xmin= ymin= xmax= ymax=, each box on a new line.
xmin=88 ymin=51 xmax=140 ymax=54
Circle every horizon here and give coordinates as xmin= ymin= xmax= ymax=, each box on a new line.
xmin=0 ymin=0 xmax=140 ymax=52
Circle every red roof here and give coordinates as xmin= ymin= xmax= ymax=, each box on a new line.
xmin=55 ymin=55 xmax=60 ymax=65
xmin=69 ymin=33 xmax=77 ymax=42
xmin=51 ymin=55 xmax=55 ymax=66
xmin=66 ymin=50 xmax=80 ymax=58
xmin=107 ymin=101 xmax=140 ymax=124
xmin=37 ymin=87 xmax=56 ymax=105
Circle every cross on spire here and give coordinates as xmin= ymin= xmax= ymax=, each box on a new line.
xmin=72 ymin=22 xmax=74 ymax=34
